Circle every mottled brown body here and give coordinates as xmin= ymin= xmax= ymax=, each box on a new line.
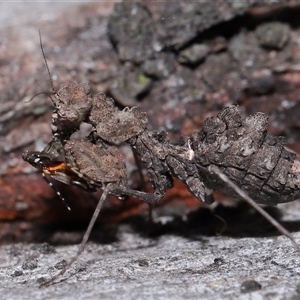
xmin=129 ymin=130 xmax=208 ymax=203
xmin=191 ymin=105 xmax=300 ymax=204
xmin=51 ymin=81 xmax=93 ymax=141
xmin=22 ymin=80 xmax=300 ymax=286
xmin=89 ymin=92 xmax=148 ymax=143
xmin=24 ymin=81 xmax=300 ymax=206
xmin=64 ymin=140 xmax=127 ymax=187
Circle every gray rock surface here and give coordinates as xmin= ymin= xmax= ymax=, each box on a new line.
xmin=1 ymin=217 xmax=300 ymax=300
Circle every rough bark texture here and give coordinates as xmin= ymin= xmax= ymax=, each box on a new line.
xmin=1 ymin=0 xmax=300 ymax=233
xmin=2 ymin=2 xmax=300 ymax=298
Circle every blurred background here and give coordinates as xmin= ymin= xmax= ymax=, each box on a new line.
xmin=1 ymin=1 xmax=300 ymax=244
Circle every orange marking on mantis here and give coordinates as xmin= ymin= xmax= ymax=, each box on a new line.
xmin=43 ymin=162 xmax=71 ymax=174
